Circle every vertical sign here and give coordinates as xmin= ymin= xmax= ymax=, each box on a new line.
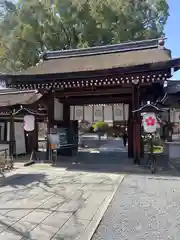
xmin=113 ymin=104 xmax=124 ymax=121
xmin=94 ymin=105 xmax=103 ymax=122
xmin=74 ymin=106 xmax=83 ymax=120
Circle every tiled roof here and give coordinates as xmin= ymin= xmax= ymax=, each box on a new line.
xmin=15 ymin=47 xmax=171 ymax=76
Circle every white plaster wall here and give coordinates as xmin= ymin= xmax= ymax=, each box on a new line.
xmin=14 ymin=122 xmax=26 ymax=154
xmin=54 ymin=98 xmax=63 ymax=120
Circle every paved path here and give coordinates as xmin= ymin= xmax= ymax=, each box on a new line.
xmin=99 ymin=139 xmax=128 ymax=152
xmin=78 ymin=138 xmax=128 ymax=164
xmin=92 ymin=174 xmax=180 ymax=240
xmin=0 ymin=164 xmax=123 ymax=240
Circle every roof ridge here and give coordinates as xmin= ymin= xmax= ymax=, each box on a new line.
xmin=42 ymin=38 xmax=162 ymax=60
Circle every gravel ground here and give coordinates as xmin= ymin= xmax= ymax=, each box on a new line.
xmin=92 ymin=174 xmax=180 ymax=240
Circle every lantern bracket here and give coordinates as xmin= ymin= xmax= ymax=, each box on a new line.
xmin=132 ymin=101 xmax=166 ymax=113
xmin=12 ymin=105 xmax=45 ymax=116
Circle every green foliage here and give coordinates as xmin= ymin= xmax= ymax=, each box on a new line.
xmin=0 ymin=0 xmax=169 ymax=72
xmin=92 ymin=121 xmax=109 ymax=132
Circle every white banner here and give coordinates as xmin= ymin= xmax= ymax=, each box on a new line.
xmin=113 ymin=104 xmax=124 ymax=121
xmin=94 ymin=105 xmax=103 ymax=121
xmin=84 ymin=105 xmax=93 ymax=122
xmin=124 ymin=104 xmax=129 ymax=121
xmin=104 ymin=105 xmax=113 ymax=122
xmin=74 ymin=106 xmax=83 ymax=120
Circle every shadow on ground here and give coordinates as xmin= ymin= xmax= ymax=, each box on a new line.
xmin=48 ymin=152 xmax=180 ymax=178
xmin=14 ymin=150 xmax=180 ymax=178
xmin=0 ymin=172 xmax=87 ymax=239
xmin=0 ymin=173 xmax=47 ymax=187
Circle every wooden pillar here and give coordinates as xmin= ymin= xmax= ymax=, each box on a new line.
xmin=9 ymin=110 xmax=15 ymax=157
xmin=63 ymin=102 xmax=70 ymax=122
xmin=132 ymin=85 xmax=141 ymax=164
xmin=33 ymin=120 xmax=38 ymax=151
xmin=62 ymin=103 xmax=78 ymax=156
xmin=167 ymin=109 xmax=173 ymax=142
xmin=128 ymin=103 xmax=133 ymax=158
xmin=46 ymin=93 xmax=54 ymax=159
xmin=47 ymin=93 xmax=55 ymax=132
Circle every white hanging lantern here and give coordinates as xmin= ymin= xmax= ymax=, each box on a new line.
xmin=23 ymin=115 xmax=35 ymax=131
xmin=142 ymin=112 xmax=157 ymax=133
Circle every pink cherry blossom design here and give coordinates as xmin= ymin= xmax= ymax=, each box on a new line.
xmin=145 ymin=116 xmax=156 ymax=126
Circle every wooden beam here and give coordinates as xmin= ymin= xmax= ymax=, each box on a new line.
xmin=55 ymin=87 xmax=132 ymax=98
xmin=62 ymin=96 xmax=130 ymax=105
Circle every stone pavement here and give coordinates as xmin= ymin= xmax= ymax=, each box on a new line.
xmin=0 ymin=164 xmax=124 ymax=240
xmin=92 ymin=174 xmax=180 ymax=240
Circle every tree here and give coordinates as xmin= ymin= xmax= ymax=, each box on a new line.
xmin=0 ymin=0 xmax=169 ymax=72
xmin=92 ymin=121 xmax=109 ymax=140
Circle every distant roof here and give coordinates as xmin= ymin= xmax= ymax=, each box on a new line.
xmin=0 ymin=89 xmax=42 ymax=106
xmin=160 ymin=80 xmax=180 ymax=106
xmin=164 ymin=80 xmax=180 ymax=94
xmin=11 ymin=38 xmax=173 ymax=76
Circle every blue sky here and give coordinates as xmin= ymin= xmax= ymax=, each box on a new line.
xmin=165 ymin=0 xmax=180 ymax=79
